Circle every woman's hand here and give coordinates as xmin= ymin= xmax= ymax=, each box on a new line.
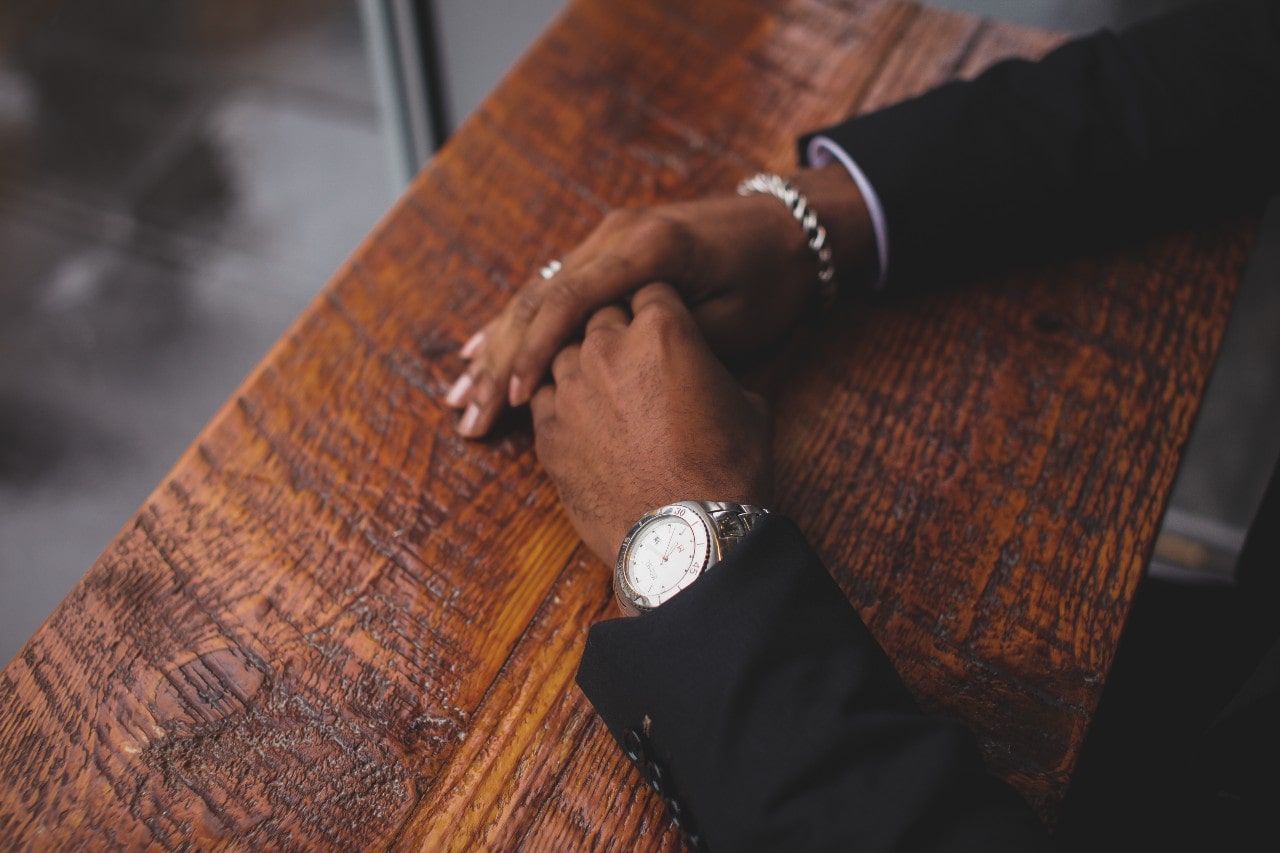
xmin=445 ymin=164 xmax=873 ymax=437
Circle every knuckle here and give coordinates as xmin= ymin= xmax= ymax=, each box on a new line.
xmin=550 ymin=346 xmax=575 ymax=378
xmin=637 ymin=300 xmax=686 ymax=336
xmin=579 ymin=330 xmax=611 ymax=362
xmin=632 ymin=211 xmax=688 ymax=253
xmin=511 ymin=284 xmax=543 ymax=324
xmin=600 ymin=206 xmax=646 ymax=233
xmin=541 ymin=276 xmax=583 ymax=314
xmin=529 ymin=382 xmax=554 ymax=412
xmin=466 ymin=369 xmax=499 ymax=408
xmin=600 ymin=207 xmax=689 ymax=257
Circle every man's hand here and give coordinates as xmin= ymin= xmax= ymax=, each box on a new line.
xmin=446 ymin=164 xmax=872 ymax=437
xmin=530 ymin=283 xmax=774 ymax=565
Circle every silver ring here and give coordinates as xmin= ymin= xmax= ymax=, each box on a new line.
xmin=539 ymin=259 xmax=563 ymax=280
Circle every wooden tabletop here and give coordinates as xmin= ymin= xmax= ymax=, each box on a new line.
xmin=0 ymin=0 xmax=1257 ymax=848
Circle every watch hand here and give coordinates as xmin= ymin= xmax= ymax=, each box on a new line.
xmin=660 ymin=528 xmax=677 ymax=562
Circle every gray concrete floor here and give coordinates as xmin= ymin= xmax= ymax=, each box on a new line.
xmin=2 ymin=0 xmax=1277 ymax=665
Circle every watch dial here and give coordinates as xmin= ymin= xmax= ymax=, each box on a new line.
xmin=627 ymin=516 xmax=701 ymax=597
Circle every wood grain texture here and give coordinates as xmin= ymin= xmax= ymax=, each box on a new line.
xmin=0 ymin=0 xmax=1256 ymax=848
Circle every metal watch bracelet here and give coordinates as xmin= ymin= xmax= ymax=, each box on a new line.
xmin=697 ymin=501 xmax=769 ymax=554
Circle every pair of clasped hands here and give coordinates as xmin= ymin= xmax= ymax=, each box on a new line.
xmin=444 ymin=164 xmax=873 ymax=565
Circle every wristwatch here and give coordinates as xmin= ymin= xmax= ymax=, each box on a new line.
xmin=614 ymin=501 xmax=769 ymax=616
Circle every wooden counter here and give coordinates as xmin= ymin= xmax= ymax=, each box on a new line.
xmin=0 ymin=0 xmax=1255 ymax=848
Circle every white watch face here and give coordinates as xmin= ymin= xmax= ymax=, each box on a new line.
xmin=620 ymin=504 xmax=713 ymax=610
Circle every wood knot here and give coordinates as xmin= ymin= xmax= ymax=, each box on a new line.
xmin=149 ymin=647 xmax=268 ymax=733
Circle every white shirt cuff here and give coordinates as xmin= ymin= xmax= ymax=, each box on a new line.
xmin=807 ymin=135 xmax=889 ymax=289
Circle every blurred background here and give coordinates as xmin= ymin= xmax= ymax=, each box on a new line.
xmin=1 ymin=0 xmax=1277 ymax=663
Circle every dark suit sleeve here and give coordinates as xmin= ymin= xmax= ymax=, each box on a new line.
xmin=576 ymin=516 xmax=1052 ymax=851
xmin=800 ymin=0 xmax=1280 ymax=289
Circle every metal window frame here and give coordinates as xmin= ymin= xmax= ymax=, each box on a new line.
xmin=358 ymin=0 xmax=450 ymax=189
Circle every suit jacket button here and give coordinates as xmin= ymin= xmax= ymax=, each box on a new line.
xmin=644 ymin=760 xmax=664 ymax=795
xmin=622 ymin=728 xmax=644 ymax=763
xmin=665 ymin=795 xmax=683 ymax=828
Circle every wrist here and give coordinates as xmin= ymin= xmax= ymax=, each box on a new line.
xmin=789 ymin=163 xmax=877 ymax=291
xmin=609 ymin=484 xmax=770 ymax=560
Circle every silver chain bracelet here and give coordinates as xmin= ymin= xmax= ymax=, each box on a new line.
xmin=737 ymin=172 xmax=837 ymax=307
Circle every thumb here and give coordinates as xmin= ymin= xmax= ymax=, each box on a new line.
xmin=629 ymin=281 xmax=692 ymax=322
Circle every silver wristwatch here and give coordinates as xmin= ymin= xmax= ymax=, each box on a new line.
xmin=614 ymin=501 xmax=769 ymax=616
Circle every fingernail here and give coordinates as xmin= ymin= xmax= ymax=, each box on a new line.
xmin=508 ymin=376 xmax=525 ymax=406
xmin=445 ymin=374 xmax=473 ymax=407
xmin=460 ymin=330 xmax=486 ymax=359
xmin=459 ymin=402 xmax=482 ymax=436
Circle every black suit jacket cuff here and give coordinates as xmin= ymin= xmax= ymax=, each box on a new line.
xmin=576 ymin=515 xmax=1049 ymax=851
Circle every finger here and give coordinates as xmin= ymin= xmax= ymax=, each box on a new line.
xmin=629 ymin=281 xmax=694 ymax=324
xmin=498 ymin=246 xmax=584 ymax=406
xmin=447 ymin=319 xmax=498 ymax=409
xmin=583 ymin=304 xmax=630 ymax=336
xmin=550 ymin=343 xmax=582 ymax=384
xmin=506 ymin=266 xmax=596 ymax=406
xmin=445 ymin=362 xmax=480 ymax=410
xmin=529 ymin=383 xmax=556 ymax=432
xmin=454 ymin=245 xmax=585 ymax=433
xmin=509 ymin=220 xmax=685 ymax=406
xmin=459 ymin=329 xmax=487 ymax=360
xmin=456 ymin=367 xmax=505 ymax=438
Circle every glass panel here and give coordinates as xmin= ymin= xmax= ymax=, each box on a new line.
xmin=0 ymin=0 xmax=391 ymax=661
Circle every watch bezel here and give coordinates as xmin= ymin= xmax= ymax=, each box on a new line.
xmin=615 ymin=502 xmax=716 ymax=616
